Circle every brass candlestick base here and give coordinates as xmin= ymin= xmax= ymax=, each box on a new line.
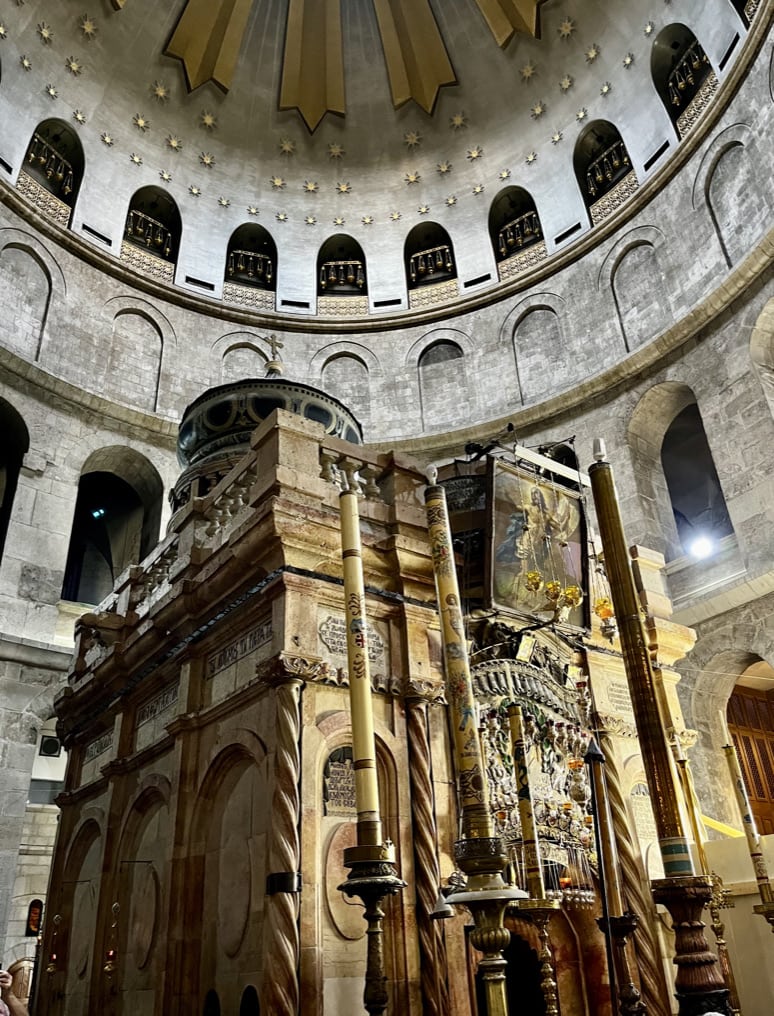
xmin=652 ymin=876 xmax=732 ymax=1016
xmin=598 ymin=912 xmax=647 ymax=1016
xmin=339 ymin=843 xmax=406 ymax=1016
xmin=448 ymin=836 xmax=527 ymax=1016
xmin=517 ymin=899 xmax=562 ymax=1016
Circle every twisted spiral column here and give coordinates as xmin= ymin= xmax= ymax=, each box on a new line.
xmin=262 ymin=678 xmax=302 ymax=1016
xmin=406 ymin=694 xmax=451 ymax=1016
xmin=602 ymin=732 xmax=672 ymax=1016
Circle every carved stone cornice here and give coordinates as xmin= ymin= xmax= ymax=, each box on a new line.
xmin=596 ymin=714 xmax=638 ymax=738
xmin=404 ymin=676 xmax=447 ymax=704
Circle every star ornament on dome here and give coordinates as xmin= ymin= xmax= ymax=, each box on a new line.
xmin=557 ymin=18 xmax=575 ymax=39
xmin=189 ymin=184 xmax=202 ymax=197
xmin=418 ymin=204 xmax=430 ymax=215
xmin=576 ymin=107 xmax=588 ymax=122
xmin=449 ymin=112 xmax=468 ymax=130
xmin=472 ymin=183 xmax=485 ymax=195
xmin=218 ymin=196 xmax=231 ymax=207
xmin=66 ymin=56 xmax=84 ymax=76
xmin=79 ymin=15 xmax=98 ymax=40
xmin=600 ymin=81 xmax=612 ymax=97
xmin=247 ymin=205 xmax=259 ymax=216
xmin=466 ymin=146 xmax=483 ymax=161
xmin=336 ymin=181 xmax=352 ymax=194
xmin=551 ymin=130 xmax=563 ymax=145
xmin=327 ymin=142 xmax=345 ymax=159
xmin=623 ymin=52 xmax=635 ymax=69
xmin=499 ymin=169 xmax=511 ymax=181
xmin=585 ymin=44 xmax=600 ymax=63
xmin=530 ymin=101 xmax=546 ymax=120
xmin=37 ymin=22 xmax=53 ymax=44
xmin=520 ymin=62 xmax=536 ymax=82
xmin=129 ymin=153 xmax=142 ymax=166
xmin=279 ymin=138 xmax=296 ymax=156
xmin=644 ymin=21 xmax=655 ymax=36
xmin=361 ymin=215 xmax=374 ymax=225
xmin=405 ymin=170 xmax=421 ymax=185
xmin=270 ymin=176 xmax=286 ymax=190
xmin=199 ymin=152 xmax=215 ymax=168
xmin=0 ymin=25 xmax=8 ymax=40
xmin=151 ymin=80 xmax=170 ymax=102
xmin=200 ymin=111 xmax=217 ymax=131
xmin=133 ymin=113 xmax=151 ymax=133
xmin=333 ymin=215 xmax=346 ymax=226
xmin=303 ymin=180 xmax=319 ymax=193
xmin=167 ymin=135 xmax=183 ymax=152
xmin=20 ymin=55 xmax=32 ymax=71
xmin=73 ymin=110 xmax=87 ymax=124
xmin=276 ymin=211 xmax=288 ymax=222
xmin=305 ymin=215 xmax=317 ymax=225
xmin=525 ymin=151 xmax=538 ymax=165
xmin=159 ymin=169 xmax=172 ymax=183
xmin=101 ymin=131 xmax=115 ymax=147
xmin=45 ymin=84 xmax=58 ymax=100
xmin=559 ymin=75 xmax=574 ymax=92
xmin=436 ymin=160 xmax=452 ymax=175
xmin=445 ymin=195 xmax=457 ymax=207
xmin=389 ymin=211 xmax=401 ymax=222
xmin=404 ymin=130 xmax=422 ymax=149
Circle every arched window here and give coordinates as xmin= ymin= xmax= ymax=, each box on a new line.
xmin=0 ymin=398 xmax=30 ymax=568
xmin=651 ymin=24 xmax=716 ymax=138
xmin=122 ymin=186 xmax=182 ymax=283
xmin=239 ymin=985 xmax=260 ymax=1015
xmin=573 ymin=121 xmax=637 ymax=226
xmin=223 ymin=224 xmax=277 ymax=310
xmin=488 ymin=187 xmax=545 ymax=280
xmin=317 ymin=234 xmax=368 ymax=315
xmin=661 ymin=403 xmax=733 ymax=559
xmin=61 ymin=452 xmax=163 ymax=605
xmin=405 ymin=223 xmax=458 ymax=309
xmin=202 ymin=989 xmax=221 ymax=1016
xmin=19 ymin=119 xmax=84 ymax=227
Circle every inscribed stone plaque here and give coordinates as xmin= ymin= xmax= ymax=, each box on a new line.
xmin=206 ymin=618 xmax=273 ymax=679
xmin=317 ymin=610 xmax=390 ymax=684
xmin=630 ymin=782 xmax=664 ymax=879
xmin=323 ymin=747 xmax=356 ymax=816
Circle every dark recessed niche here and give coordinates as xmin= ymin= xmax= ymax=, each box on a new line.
xmin=464 ymin=273 xmax=492 ymax=288
xmin=0 ymin=157 xmax=12 ymax=174
xmin=643 ymin=141 xmax=670 ymax=172
xmin=373 ymin=298 xmax=402 ymax=308
xmin=82 ymin=223 xmax=112 ymax=246
xmin=281 ymin=299 xmax=311 ymax=308
xmin=185 ymin=276 xmax=215 ymax=291
xmin=554 ymin=222 xmax=582 ymax=245
xmin=718 ymin=34 xmax=740 ymax=71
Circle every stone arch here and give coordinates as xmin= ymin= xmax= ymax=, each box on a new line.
xmin=20 ymin=117 xmax=85 ymax=225
xmin=0 ymin=228 xmax=66 ymax=362
xmin=691 ymin=123 xmax=759 ymax=267
xmin=210 ymin=331 xmax=273 ymax=386
xmin=102 ymin=296 xmax=176 ymax=414
xmin=320 ymin=352 xmax=371 ymax=432
xmin=409 ymin=329 xmax=471 ymax=432
xmin=511 ymin=302 xmax=566 ymax=404
xmin=599 ymin=226 xmax=669 ymax=352
xmin=749 ymin=297 xmax=774 ymax=419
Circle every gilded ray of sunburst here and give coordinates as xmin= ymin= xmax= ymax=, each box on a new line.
xmin=133 ymin=113 xmax=151 ymax=132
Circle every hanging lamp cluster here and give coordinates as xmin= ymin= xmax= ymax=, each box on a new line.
xmin=408 ymin=244 xmax=454 ymax=284
xmin=124 ymin=210 xmax=173 ymax=258
xmin=668 ymin=41 xmax=711 ymax=106
xmin=319 ymin=258 xmax=365 ymax=292
xmin=26 ymin=133 xmax=75 ymax=199
xmin=497 ymin=210 xmax=542 ymax=259
xmin=585 ymin=139 xmax=630 ymax=198
xmin=227 ymin=248 xmax=273 ymax=287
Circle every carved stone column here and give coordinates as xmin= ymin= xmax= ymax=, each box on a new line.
xmin=405 ymin=680 xmax=451 ymax=1016
xmin=261 ymin=670 xmax=303 ymax=1016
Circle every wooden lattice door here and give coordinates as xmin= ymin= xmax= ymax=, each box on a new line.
xmin=727 ymin=686 xmax=774 ymax=835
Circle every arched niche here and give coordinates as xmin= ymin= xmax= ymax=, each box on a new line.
xmin=488 ymin=186 xmax=545 ymax=279
xmin=106 ymin=310 xmax=163 ymax=413
xmin=239 ymin=985 xmax=260 ymax=1015
xmin=512 ymin=306 xmax=565 ymax=404
xmin=224 ymin=223 xmax=276 ymax=291
xmin=0 ymin=397 xmax=29 ymax=569
xmin=651 ymin=24 xmax=716 ymax=138
xmin=203 ymin=989 xmax=221 ymax=1016
xmin=222 ymin=343 xmax=269 ymax=384
xmin=320 ymin=353 xmax=370 ymax=430
xmin=661 ymin=402 xmax=733 ymax=558
xmin=19 ymin=119 xmax=84 ymax=227
xmin=60 ymin=819 xmax=103 ymax=1011
xmin=317 ymin=233 xmax=367 ymax=296
xmin=405 ymin=222 xmax=457 ymax=290
xmin=417 ymin=339 xmax=466 ymax=431
xmin=573 ymin=120 xmax=636 ymax=225
xmin=61 ymin=449 xmax=164 ymax=605
xmin=122 ymin=187 xmax=182 ymax=282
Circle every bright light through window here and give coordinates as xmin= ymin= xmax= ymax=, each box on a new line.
xmin=689 ymin=535 xmax=713 ymax=560
xmin=91 ymin=507 xmax=106 ymax=519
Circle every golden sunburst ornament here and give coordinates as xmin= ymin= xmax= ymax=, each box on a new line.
xmin=449 ymin=112 xmax=468 ymax=130
xmin=445 ymin=195 xmax=457 ymax=206
xmin=20 ymin=55 xmax=32 ymax=71
xmin=559 ymin=75 xmax=573 ymax=92
xmin=520 ymin=62 xmax=536 ymax=82
xmin=436 ymin=160 xmax=452 ymax=175
xmin=472 ymin=183 xmax=485 ymax=195
xmin=305 ymin=215 xmax=317 ymax=225
xmin=361 ymin=215 xmax=374 ymax=225
xmin=551 ymin=130 xmax=563 ymax=145
xmin=65 ymin=57 xmax=84 ymax=76
xmin=151 ymin=81 xmax=170 ymax=102
xmin=189 ymin=185 xmax=201 ymax=197
xmin=79 ymin=15 xmax=98 ymax=39
xmin=600 ymin=81 xmax=612 ymax=96
xmin=303 ymin=180 xmax=318 ymax=193
xmin=270 ymin=176 xmax=286 ymax=190
xmin=333 ymin=215 xmax=346 ymax=226
xmin=101 ymin=132 xmax=115 ymax=147
xmin=37 ymin=22 xmax=53 ymax=44
xmin=557 ymin=18 xmax=575 ymax=39
xmin=200 ymin=111 xmax=217 ymax=130
xmin=45 ymin=84 xmax=58 ymax=99
xmin=0 ymin=24 xmax=8 ymax=39
xmin=247 ymin=205 xmax=259 ymax=216
xmin=418 ymin=204 xmax=430 ymax=215
xmin=623 ymin=53 xmax=635 ymax=69
xmin=199 ymin=152 xmax=215 ymax=168
xmin=644 ymin=21 xmax=655 ymax=36
xmin=159 ymin=170 xmax=172 ymax=183
xmin=276 ymin=211 xmax=288 ymax=222
xmin=129 ymin=153 xmax=142 ymax=166
xmin=405 ymin=170 xmax=421 ymax=185
xmin=218 ymin=196 xmax=231 ymax=207
xmin=389 ymin=211 xmax=401 ymax=222
xmin=466 ymin=146 xmax=483 ymax=161
xmin=133 ymin=113 xmax=150 ymax=132
xmin=73 ymin=110 xmax=87 ymax=124
xmin=585 ymin=44 xmax=600 ymax=63
xmin=530 ymin=102 xmax=545 ymax=119
xmin=336 ymin=181 xmax=352 ymax=194
xmin=328 ymin=142 xmax=345 ymax=159
xmin=404 ymin=131 xmax=421 ymax=149
xmin=166 ymin=135 xmax=183 ymax=152
xmin=499 ymin=169 xmax=511 ymax=181
xmin=525 ymin=151 xmax=538 ymax=165
xmin=576 ymin=107 xmax=588 ymax=122
xmin=279 ymin=138 xmax=295 ymax=156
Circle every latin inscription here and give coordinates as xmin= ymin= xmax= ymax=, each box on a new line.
xmin=137 ymin=683 xmax=179 ymax=727
xmin=319 ymin=615 xmax=385 ymax=661
xmin=607 ymin=679 xmax=633 ymax=716
xmin=83 ymin=731 xmax=113 ymax=763
xmin=323 ymin=747 xmax=356 ymax=816
xmin=206 ymin=619 xmax=273 ymax=679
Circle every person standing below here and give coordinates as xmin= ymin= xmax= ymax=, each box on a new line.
xmin=0 ymin=971 xmax=28 ymax=1016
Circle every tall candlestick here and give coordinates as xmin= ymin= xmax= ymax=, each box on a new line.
xmin=508 ymin=704 xmax=545 ymax=899
xmin=339 ymin=484 xmax=382 ymax=847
